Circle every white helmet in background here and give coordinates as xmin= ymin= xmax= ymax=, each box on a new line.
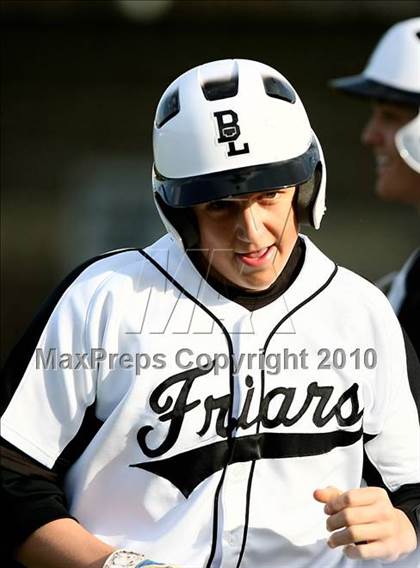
xmin=152 ymin=59 xmax=326 ymax=248
xmin=331 ymin=18 xmax=420 ymax=174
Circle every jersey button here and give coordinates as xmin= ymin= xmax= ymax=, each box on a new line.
xmin=228 ymin=532 xmax=236 ymax=546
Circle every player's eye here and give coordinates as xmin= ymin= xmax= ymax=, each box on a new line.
xmin=376 ymin=106 xmax=412 ymax=126
xmin=258 ymin=191 xmax=282 ymax=202
xmin=206 ymin=200 xmax=233 ymax=212
xmin=380 ymin=111 xmax=400 ymax=123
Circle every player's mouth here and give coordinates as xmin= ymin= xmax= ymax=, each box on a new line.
xmin=236 ymin=245 xmax=275 ymax=267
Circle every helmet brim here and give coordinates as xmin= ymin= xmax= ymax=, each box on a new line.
xmin=329 ymin=75 xmax=420 ymax=106
xmin=154 ymin=140 xmax=320 ymax=207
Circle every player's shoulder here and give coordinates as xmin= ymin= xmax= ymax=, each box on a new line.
xmin=303 ymin=236 xmax=396 ymax=314
xmin=335 ymin=264 xmax=397 ymax=313
xmin=65 ymin=234 xmax=173 ymax=288
xmin=45 ymin=234 xmax=174 ymax=311
xmin=66 ymin=247 xmax=141 ymax=281
xmin=337 ymin=264 xmax=382 ymax=292
xmin=56 ymin=248 xmax=142 ymax=302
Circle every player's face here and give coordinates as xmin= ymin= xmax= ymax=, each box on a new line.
xmin=361 ymin=102 xmax=420 ymax=205
xmin=193 ymin=188 xmax=298 ymax=291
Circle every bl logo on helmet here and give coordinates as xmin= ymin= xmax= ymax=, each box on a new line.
xmin=213 ymin=110 xmax=250 ymax=157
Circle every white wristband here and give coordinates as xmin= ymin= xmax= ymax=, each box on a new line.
xmin=103 ymin=549 xmax=146 ymax=568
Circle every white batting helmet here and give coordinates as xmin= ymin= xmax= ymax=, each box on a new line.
xmin=330 ymin=18 xmax=420 ymax=174
xmin=152 ymin=59 xmax=326 ymax=248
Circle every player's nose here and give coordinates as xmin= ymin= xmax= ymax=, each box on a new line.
xmin=361 ymin=115 xmax=383 ymax=147
xmin=235 ymin=201 xmax=263 ymax=243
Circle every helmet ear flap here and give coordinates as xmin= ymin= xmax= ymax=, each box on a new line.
xmin=295 ymin=164 xmax=323 ymax=227
xmin=155 ymin=194 xmax=200 ymax=250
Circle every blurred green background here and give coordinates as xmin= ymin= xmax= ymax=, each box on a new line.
xmin=1 ymin=0 xmax=419 ymax=363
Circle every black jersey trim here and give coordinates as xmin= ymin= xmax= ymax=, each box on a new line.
xmin=131 ymin=428 xmax=363 ymax=498
xmin=235 ymin=459 xmax=256 ymax=568
xmin=137 ymin=249 xmax=236 ymax=568
xmin=362 ymin=435 xmax=383 ymax=489
xmin=236 ymin=263 xmax=339 ymax=567
xmin=259 ymin=263 xmax=339 ymax=428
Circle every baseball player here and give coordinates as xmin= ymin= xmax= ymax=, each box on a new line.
xmin=330 ymin=17 xmax=420 ymax=360
xmin=1 ymin=59 xmax=420 ymax=568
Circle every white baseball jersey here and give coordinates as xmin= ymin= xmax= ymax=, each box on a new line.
xmin=2 ymin=234 xmax=420 ymax=568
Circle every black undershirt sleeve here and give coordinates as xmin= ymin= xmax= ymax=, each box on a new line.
xmin=1 ymin=400 xmax=103 ymax=554
xmin=1 ymin=439 xmax=77 ymax=565
xmin=0 ymin=252 xmax=116 ymax=559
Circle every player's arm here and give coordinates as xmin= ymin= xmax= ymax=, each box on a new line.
xmin=1 ymin=438 xmax=86 ymax=563
xmin=314 ymin=325 xmax=420 ymax=561
xmin=15 ymin=518 xmax=114 ymax=568
xmin=2 ymin=444 xmax=181 ymax=568
xmin=1 ymin=453 xmax=115 ymax=568
xmin=1 ymin=442 xmax=114 ymax=567
xmin=1 ymin=253 xmax=181 ymax=567
xmin=0 ymin=257 xmax=111 ymax=564
xmin=17 ymin=527 xmax=181 ymax=568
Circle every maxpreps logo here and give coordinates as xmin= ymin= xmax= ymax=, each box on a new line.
xmin=213 ymin=110 xmax=250 ymax=157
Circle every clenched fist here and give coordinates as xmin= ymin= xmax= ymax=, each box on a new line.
xmin=314 ymin=486 xmax=417 ymax=562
